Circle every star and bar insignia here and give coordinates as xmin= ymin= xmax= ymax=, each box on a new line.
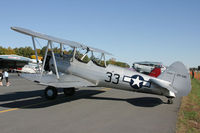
xmin=123 ymin=75 xmax=151 ymax=89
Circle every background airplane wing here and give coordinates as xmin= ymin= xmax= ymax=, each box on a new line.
xmin=11 ymin=27 xmax=112 ymax=55
xmin=21 ymin=73 xmax=96 ymax=88
xmin=0 ymin=55 xmax=30 ymax=69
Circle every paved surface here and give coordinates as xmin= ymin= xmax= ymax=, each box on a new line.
xmin=0 ymin=74 xmax=181 ymax=133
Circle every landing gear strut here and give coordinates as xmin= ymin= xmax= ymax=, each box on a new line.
xmin=63 ymin=88 xmax=75 ymax=96
xmin=44 ymin=86 xmax=57 ymax=100
xmin=167 ymin=97 xmax=173 ymax=104
xmin=44 ymin=87 xmax=75 ymax=100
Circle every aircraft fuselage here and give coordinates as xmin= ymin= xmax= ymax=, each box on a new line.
xmin=50 ymin=56 xmax=172 ymax=98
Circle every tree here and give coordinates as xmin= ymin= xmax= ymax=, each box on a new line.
xmin=41 ymin=46 xmax=47 ymax=57
xmin=0 ymin=46 xmax=6 ymax=54
xmin=6 ymin=47 xmax=15 ymax=54
xmin=107 ymin=59 xmax=130 ymax=68
xmin=53 ymin=47 xmax=61 ymax=53
xmin=36 ymin=49 xmax=41 ymax=56
xmin=13 ymin=47 xmax=34 ymax=58
xmin=0 ymin=46 xmax=15 ymax=55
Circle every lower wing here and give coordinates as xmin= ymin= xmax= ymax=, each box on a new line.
xmin=21 ymin=73 xmax=96 ymax=88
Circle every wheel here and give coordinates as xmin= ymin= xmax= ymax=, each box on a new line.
xmin=167 ymin=98 xmax=173 ymax=104
xmin=63 ymin=88 xmax=75 ymax=96
xmin=44 ymin=86 xmax=57 ymax=100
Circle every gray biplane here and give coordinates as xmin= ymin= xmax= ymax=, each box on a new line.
xmin=11 ymin=27 xmax=191 ymax=104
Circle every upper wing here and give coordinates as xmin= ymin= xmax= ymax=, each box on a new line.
xmin=11 ymin=27 xmax=112 ymax=55
xmin=21 ymin=73 xmax=96 ymax=88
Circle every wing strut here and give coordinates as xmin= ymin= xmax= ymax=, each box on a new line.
xmin=41 ymin=40 xmax=50 ymax=77
xmin=32 ymin=37 xmax=40 ymax=70
xmin=50 ymin=41 xmax=60 ymax=79
xmin=103 ymin=53 xmax=107 ymax=67
xmin=72 ymin=47 xmax=77 ymax=62
xmin=60 ymin=43 xmax=63 ymax=57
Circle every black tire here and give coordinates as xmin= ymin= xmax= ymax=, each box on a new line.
xmin=44 ymin=86 xmax=57 ymax=100
xmin=63 ymin=88 xmax=75 ymax=96
xmin=167 ymin=98 xmax=173 ymax=104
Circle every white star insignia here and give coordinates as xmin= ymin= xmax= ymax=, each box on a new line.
xmin=132 ymin=76 xmax=143 ymax=88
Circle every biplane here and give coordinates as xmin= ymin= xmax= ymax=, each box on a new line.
xmin=11 ymin=27 xmax=191 ymax=104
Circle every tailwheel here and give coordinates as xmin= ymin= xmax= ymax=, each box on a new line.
xmin=63 ymin=88 xmax=75 ymax=96
xmin=45 ymin=86 xmax=57 ymax=100
xmin=167 ymin=98 xmax=173 ymax=104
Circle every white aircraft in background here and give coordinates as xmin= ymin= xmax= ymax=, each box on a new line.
xmin=0 ymin=54 xmax=42 ymax=74
xmin=17 ymin=59 xmax=42 ymax=73
xmin=18 ymin=62 xmax=41 ymax=74
xmin=133 ymin=61 xmax=166 ymax=74
xmin=0 ymin=55 xmax=29 ymax=70
xmin=11 ymin=27 xmax=191 ymax=104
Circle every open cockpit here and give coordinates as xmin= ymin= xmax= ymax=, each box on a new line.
xmin=74 ymin=47 xmax=107 ymax=67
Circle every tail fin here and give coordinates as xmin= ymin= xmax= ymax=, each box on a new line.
xmin=158 ymin=61 xmax=191 ymax=96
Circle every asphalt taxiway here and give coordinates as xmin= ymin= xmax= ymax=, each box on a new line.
xmin=0 ymin=74 xmax=181 ymax=133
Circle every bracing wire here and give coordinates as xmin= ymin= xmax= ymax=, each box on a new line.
xmin=35 ymin=38 xmax=43 ymax=49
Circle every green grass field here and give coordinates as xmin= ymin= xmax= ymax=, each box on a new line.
xmin=176 ymin=79 xmax=200 ymax=133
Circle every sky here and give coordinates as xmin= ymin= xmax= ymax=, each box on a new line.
xmin=0 ymin=0 xmax=199 ymax=68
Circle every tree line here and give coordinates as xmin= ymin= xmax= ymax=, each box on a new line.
xmin=0 ymin=46 xmax=49 ymax=58
xmin=0 ymin=46 xmax=130 ymax=68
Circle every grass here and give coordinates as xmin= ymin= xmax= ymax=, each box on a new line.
xmin=176 ymin=78 xmax=200 ymax=133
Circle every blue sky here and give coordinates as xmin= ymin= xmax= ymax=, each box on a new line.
xmin=0 ymin=0 xmax=199 ymax=67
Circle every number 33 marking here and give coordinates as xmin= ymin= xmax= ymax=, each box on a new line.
xmin=105 ymin=72 xmax=120 ymax=84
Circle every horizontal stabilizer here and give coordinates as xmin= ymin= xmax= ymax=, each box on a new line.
xmin=21 ymin=73 xmax=96 ymax=88
xmin=150 ymin=78 xmax=177 ymax=94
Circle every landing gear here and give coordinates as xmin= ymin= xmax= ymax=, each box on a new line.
xmin=167 ymin=98 xmax=173 ymax=104
xmin=63 ymin=88 xmax=75 ymax=96
xmin=44 ymin=86 xmax=75 ymax=100
xmin=44 ymin=86 xmax=57 ymax=100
